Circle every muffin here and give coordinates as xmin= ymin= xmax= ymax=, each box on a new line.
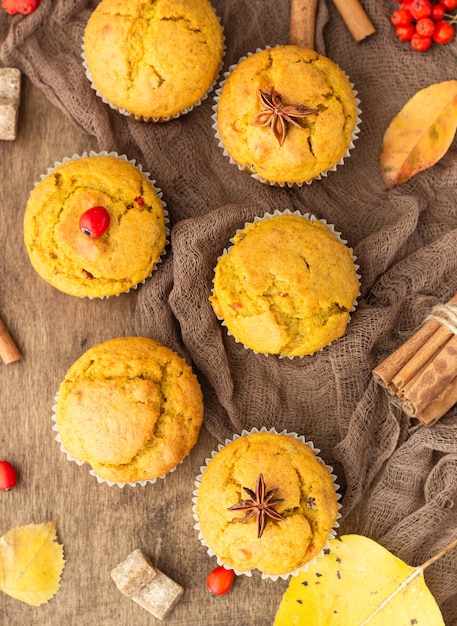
xmin=54 ymin=336 xmax=204 ymax=485
xmin=193 ymin=429 xmax=340 ymax=578
xmin=24 ymin=154 xmax=167 ymax=298
xmin=209 ymin=212 xmax=360 ymax=357
xmin=214 ymin=45 xmax=359 ymax=185
xmin=83 ymin=0 xmax=224 ymax=121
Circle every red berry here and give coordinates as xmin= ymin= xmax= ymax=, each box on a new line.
xmin=410 ymin=32 xmax=433 ymax=50
xmin=17 ymin=0 xmax=39 ymax=14
xmin=0 ymin=461 xmax=17 ymax=491
xmin=1 ymin=0 xmax=19 ymax=14
xmin=391 ymin=8 xmax=413 ymax=26
xmin=440 ymin=0 xmax=457 ymax=10
xmin=79 ymin=206 xmax=111 ymax=238
xmin=396 ymin=23 xmax=415 ymax=40
xmin=432 ymin=19 xmax=456 ymax=43
xmin=206 ymin=566 xmax=235 ymax=596
xmin=409 ymin=0 xmax=433 ymax=20
xmin=431 ymin=3 xmax=446 ymax=20
xmin=415 ymin=17 xmax=435 ymax=36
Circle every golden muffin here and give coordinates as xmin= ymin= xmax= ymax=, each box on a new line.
xmin=24 ymin=154 xmax=167 ymax=298
xmin=83 ymin=0 xmax=224 ymax=120
xmin=55 ymin=336 xmax=204 ymax=484
xmin=209 ymin=213 xmax=360 ymax=357
xmin=194 ymin=430 xmax=339 ymax=576
xmin=215 ymin=45 xmax=359 ymax=185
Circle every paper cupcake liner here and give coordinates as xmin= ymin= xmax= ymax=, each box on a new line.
xmin=51 ymin=392 xmax=181 ymax=488
xmin=212 ymin=46 xmax=362 ymax=188
xmin=33 ymin=150 xmax=170 ymax=300
xmin=192 ymin=426 xmax=342 ymax=581
xmin=210 ymin=209 xmax=361 ymax=359
xmin=81 ymin=18 xmax=226 ymax=123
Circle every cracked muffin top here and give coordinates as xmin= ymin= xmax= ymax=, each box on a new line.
xmin=55 ymin=336 xmax=204 ymax=484
xmin=195 ymin=431 xmax=339 ymax=576
xmin=24 ymin=155 xmax=167 ymax=298
xmin=215 ymin=45 xmax=358 ymax=185
xmin=83 ymin=0 xmax=224 ymax=120
xmin=209 ymin=213 xmax=360 ymax=357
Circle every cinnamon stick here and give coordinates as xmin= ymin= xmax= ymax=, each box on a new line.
xmin=290 ymin=0 xmax=318 ymax=49
xmin=402 ymin=334 xmax=457 ymax=417
xmin=372 ymin=293 xmax=457 ymax=392
xmin=391 ymin=325 xmax=452 ymax=393
xmin=373 ymin=292 xmax=457 ymax=426
xmin=0 ymin=316 xmax=21 ymax=364
xmin=415 ymin=375 xmax=457 ymax=427
xmin=332 ymin=0 xmax=376 ymax=42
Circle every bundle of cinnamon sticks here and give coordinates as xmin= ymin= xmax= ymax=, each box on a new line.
xmin=290 ymin=0 xmax=376 ymax=50
xmin=373 ymin=293 xmax=457 ymax=427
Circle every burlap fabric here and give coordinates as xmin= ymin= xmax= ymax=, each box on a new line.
xmin=2 ymin=0 xmax=457 ymax=620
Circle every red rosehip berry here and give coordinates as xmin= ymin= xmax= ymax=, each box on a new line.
xmin=410 ymin=32 xmax=433 ymax=50
xmin=1 ymin=0 xmax=19 ymax=14
xmin=440 ymin=0 xmax=457 ymax=10
xmin=17 ymin=0 xmax=39 ymax=14
xmin=206 ymin=566 xmax=235 ymax=596
xmin=0 ymin=460 xmax=17 ymax=491
xmin=79 ymin=206 xmax=111 ymax=238
xmin=415 ymin=17 xmax=435 ymax=37
xmin=396 ymin=23 xmax=415 ymax=40
xmin=391 ymin=8 xmax=413 ymax=26
xmin=431 ymin=3 xmax=446 ymax=20
xmin=432 ymin=19 xmax=456 ymax=43
xmin=409 ymin=0 xmax=433 ymax=20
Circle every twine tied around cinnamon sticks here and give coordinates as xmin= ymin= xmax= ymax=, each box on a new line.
xmin=373 ymin=293 xmax=457 ymax=427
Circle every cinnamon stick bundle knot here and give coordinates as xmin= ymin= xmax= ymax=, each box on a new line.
xmin=372 ymin=294 xmax=457 ymax=427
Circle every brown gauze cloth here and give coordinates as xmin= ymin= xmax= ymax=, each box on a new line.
xmin=2 ymin=0 xmax=457 ymax=620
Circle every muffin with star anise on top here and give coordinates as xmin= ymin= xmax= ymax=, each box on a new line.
xmin=193 ymin=428 xmax=340 ymax=579
xmin=213 ymin=45 xmax=360 ymax=186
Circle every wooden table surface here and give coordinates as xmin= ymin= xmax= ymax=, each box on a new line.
xmin=0 ymin=10 xmax=350 ymax=626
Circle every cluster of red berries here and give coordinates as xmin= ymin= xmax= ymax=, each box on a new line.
xmin=391 ymin=0 xmax=457 ymax=50
xmin=1 ymin=0 xmax=40 ymax=15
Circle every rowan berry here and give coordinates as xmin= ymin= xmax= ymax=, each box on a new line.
xmin=432 ymin=19 xmax=456 ymax=43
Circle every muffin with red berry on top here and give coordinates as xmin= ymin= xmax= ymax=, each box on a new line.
xmin=23 ymin=153 xmax=167 ymax=298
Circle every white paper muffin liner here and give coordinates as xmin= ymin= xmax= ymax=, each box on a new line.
xmin=51 ymin=392 xmax=181 ymax=488
xmin=192 ymin=426 xmax=342 ymax=581
xmin=212 ymin=47 xmax=362 ymax=187
xmin=210 ymin=209 xmax=361 ymax=359
xmin=81 ymin=17 xmax=226 ymax=123
xmin=32 ymin=150 xmax=170 ymax=299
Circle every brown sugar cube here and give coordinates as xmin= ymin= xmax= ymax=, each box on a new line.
xmin=111 ymin=549 xmax=184 ymax=620
xmin=132 ymin=569 xmax=184 ymax=620
xmin=0 ymin=68 xmax=21 ymax=140
xmin=110 ymin=549 xmax=157 ymax=597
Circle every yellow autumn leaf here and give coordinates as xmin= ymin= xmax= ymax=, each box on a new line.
xmin=0 ymin=519 xmax=65 ymax=606
xmin=274 ymin=534 xmax=448 ymax=625
xmin=380 ymin=80 xmax=457 ymax=188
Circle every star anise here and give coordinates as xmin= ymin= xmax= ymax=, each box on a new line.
xmin=228 ymin=473 xmax=286 ymax=538
xmin=252 ymin=87 xmax=318 ymax=147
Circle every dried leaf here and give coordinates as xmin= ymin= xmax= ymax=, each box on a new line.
xmin=274 ymin=534 xmax=451 ymax=625
xmin=380 ymin=80 xmax=457 ymax=188
xmin=0 ymin=519 xmax=65 ymax=606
